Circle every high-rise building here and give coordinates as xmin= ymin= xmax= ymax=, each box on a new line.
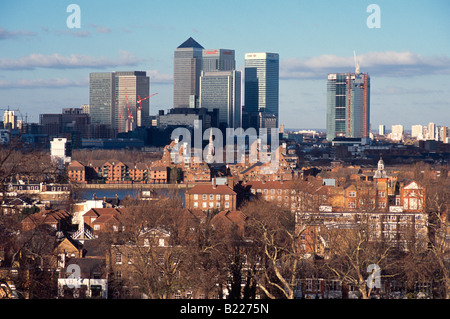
xmin=173 ymin=37 xmax=204 ymax=109
xmin=378 ymin=124 xmax=385 ymax=135
xmin=199 ymin=70 xmax=241 ymax=129
xmin=202 ymin=49 xmax=236 ymax=72
xmin=89 ymin=71 xmax=150 ymax=134
xmin=3 ymin=110 xmax=17 ymax=129
xmin=115 ymin=71 xmax=150 ymax=133
xmin=391 ymin=124 xmax=403 ymax=141
xmin=244 ymin=52 xmax=280 ymax=129
xmin=89 ymin=72 xmax=115 ymax=127
xmin=411 ymin=124 xmax=424 ymax=140
xmin=326 ymin=72 xmax=370 ymax=141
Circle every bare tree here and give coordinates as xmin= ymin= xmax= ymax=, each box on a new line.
xmin=323 ymin=212 xmax=395 ymax=299
xmin=241 ymin=198 xmax=313 ymax=299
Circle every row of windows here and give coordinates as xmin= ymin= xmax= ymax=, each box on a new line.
xmin=348 ymin=191 xmax=385 ymax=197
xmin=193 ymin=201 xmax=230 ymax=209
xmin=193 ymin=194 xmax=231 ymax=200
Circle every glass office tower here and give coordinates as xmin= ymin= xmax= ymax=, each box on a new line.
xmin=89 ymin=72 xmax=115 ymax=127
xmin=199 ymin=70 xmax=241 ymax=129
xmin=202 ymin=49 xmax=236 ymax=72
xmin=244 ymin=52 xmax=279 ymax=128
xmin=89 ymin=71 xmax=150 ymax=133
xmin=115 ymin=71 xmax=150 ymax=133
xmin=173 ymin=37 xmax=204 ymax=108
xmin=326 ymin=72 xmax=370 ymax=141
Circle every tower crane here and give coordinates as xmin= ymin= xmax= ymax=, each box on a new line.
xmin=136 ymin=93 xmax=158 ymax=127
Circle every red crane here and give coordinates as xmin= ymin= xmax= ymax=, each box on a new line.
xmin=124 ymin=88 xmax=134 ymax=132
xmin=136 ymin=93 xmax=158 ymax=127
xmin=137 ymin=93 xmax=158 ymax=110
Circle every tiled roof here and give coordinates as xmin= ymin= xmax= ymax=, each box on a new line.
xmin=186 ymin=184 xmax=236 ymax=195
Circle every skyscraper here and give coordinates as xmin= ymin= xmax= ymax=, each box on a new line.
xmin=173 ymin=37 xmax=204 ymax=108
xmin=244 ymin=52 xmax=280 ymax=129
xmin=115 ymin=71 xmax=150 ymax=133
xmin=202 ymin=49 xmax=236 ymax=72
xmin=200 ymin=70 xmax=241 ymax=129
xmin=326 ymin=72 xmax=370 ymax=141
xmin=199 ymin=48 xmax=241 ymax=129
xmin=89 ymin=71 xmax=150 ymax=134
xmin=89 ymin=72 xmax=115 ymax=127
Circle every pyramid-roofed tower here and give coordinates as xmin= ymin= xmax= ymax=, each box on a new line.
xmin=177 ymin=37 xmax=204 ymax=49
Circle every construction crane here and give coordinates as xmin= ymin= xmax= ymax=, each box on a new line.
xmin=136 ymin=93 xmax=158 ymax=127
xmin=125 ymin=88 xmax=133 ymax=132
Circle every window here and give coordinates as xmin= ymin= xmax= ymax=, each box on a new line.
xmin=348 ymin=202 xmax=356 ymax=208
xmin=193 ymin=194 xmax=198 ymax=200
xmin=349 ymin=191 xmax=356 ymax=197
xmin=225 ymin=202 xmax=230 ymax=208
xmin=202 ymin=194 xmax=207 ymax=200
xmin=115 ymin=253 xmax=122 ymax=264
xmin=159 ymin=238 xmax=165 ymax=247
xmin=202 ymin=202 xmax=207 ymax=208
xmin=193 ymin=202 xmax=198 ymax=208
xmin=209 ymin=194 xmax=214 ymax=200
xmin=94 ymin=224 xmax=100 ymax=230
xmin=225 ymin=195 xmax=230 ymax=200
xmin=216 ymin=194 xmax=221 ymax=200
xmin=378 ymin=191 xmax=385 ymax=198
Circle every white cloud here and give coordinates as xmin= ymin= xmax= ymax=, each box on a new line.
xmin=0 ymin=27 xmax=37 ymax=39
xmin=0 ymin=51 xmax=144 ymax=70
xmin=146 ymin=69 xmax=173 ymax=84
xmin=280 ymin=51 xmax=450 ymax=79
xmin=0 ymin=77 xmax=89 ymax=89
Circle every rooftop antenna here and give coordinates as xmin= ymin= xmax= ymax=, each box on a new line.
xmin=353 ymin=50 xmax=360 ymax=74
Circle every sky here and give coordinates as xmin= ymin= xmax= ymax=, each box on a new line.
xmin=0 ymin=0 xmax=449 ymax=130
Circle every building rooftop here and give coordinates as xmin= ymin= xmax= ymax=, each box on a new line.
xmin=177 ymin=37 xmax=204 ymax=49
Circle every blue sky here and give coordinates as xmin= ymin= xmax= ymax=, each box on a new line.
xmin=0 ymin=0 xmax=449 ymax=130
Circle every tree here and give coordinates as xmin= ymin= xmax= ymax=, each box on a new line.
xmin=241 ymin=198 xmax=312 ymax=299
xmin=105 ymin=197 xmax=197 ymax=299
xmin=323 ymin=213 xmax=393 ymax=299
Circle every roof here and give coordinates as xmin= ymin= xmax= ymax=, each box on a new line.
xmin=177 ymin=37 xmax=204 ymax=49
xmin=186 ymin=184 xmax=236 ymax=195
xmin=23 ymin=209 xmax=71 ymax=225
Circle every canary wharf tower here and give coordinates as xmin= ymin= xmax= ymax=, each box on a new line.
xmin=173 ymin=37 xmax=204 ymax=108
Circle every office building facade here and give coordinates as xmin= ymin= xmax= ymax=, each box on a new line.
xmin=89 ymin=72 xmax=115 ymax=127
xmin=89 ymin=71 xmax=150 ymax=134
xmin=115 ymin=71 xmax=150 ymax=133
xmin=199 ymin=70 xmax=241 ymax=129
xmin=244 ymin=52 xmax=280 ymax=129
xmin=173 ymin=37 xmax=204 ymax=109
xmin=326 ymin=72 xmax=370 ymax=141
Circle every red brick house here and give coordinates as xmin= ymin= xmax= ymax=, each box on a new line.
xmin=21 ymin=209 xmax=72 ymax=232
xmin=185 ymin=183 xmax=237 ymax=211
xmin=82 ymin=207 xmax=129 ymax=235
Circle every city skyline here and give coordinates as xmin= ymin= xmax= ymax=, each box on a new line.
xmin=0 ymin=0 xmax=449 ymax=129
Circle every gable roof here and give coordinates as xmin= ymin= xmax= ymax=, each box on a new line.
xmin=23 ymin=209 xmax=71 ymax=225
xmin=186 ymin=184 xmax=236 ymax=195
